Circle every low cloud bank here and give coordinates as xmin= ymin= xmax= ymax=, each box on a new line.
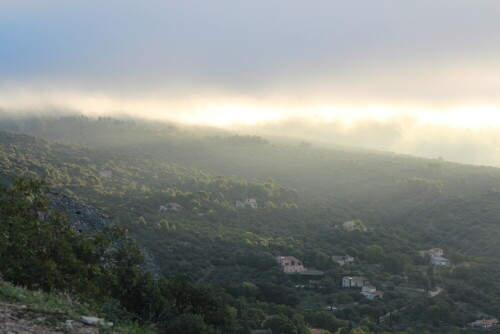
xmin=235 ymin=117 xmax=500 ymax=168
xmin=1 ymin=104 xmax=499 ymax=168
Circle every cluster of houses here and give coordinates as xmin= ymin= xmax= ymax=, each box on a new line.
xmin=276 ymin=255 xmax=384 ymax=299
xmin=235 ymin=198 xmax=258 ymax=209
xmin=419 ymin=248 xmax=450 ymax=266
xmin=469 ymin=318 xmax=498 ymax=329
xmin=276 ymin=254 xmax=354 ymax=274
xmin=342 ymin=276 xmax=384 ymax=299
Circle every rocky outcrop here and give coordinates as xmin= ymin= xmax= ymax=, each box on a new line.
xmin=46 ymin=193 xmax=161 ymax=278
xmin=46 ymin=193 xmax=111 ymax=234
xmin=0 ymin=302 xmax=104 ymax=334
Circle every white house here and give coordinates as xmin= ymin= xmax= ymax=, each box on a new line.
xmin=342 ymin=276 xmax=369 ymax=288
xmin=431 ymin=256 xmax=450 ymax=266
xmin=420 ymin=248 xmax=450 ymax=266
xmin=341 ymin=220 xmax=367 ymax=231
xmin=342 ymin=220 xmax=356 ymax=230
xmin=235 ymin=199 xmax=258 ymax=209
xmin=159 ymin=203 xmax=184 ymax=212
xmin=332 ymin=255 xmax=354 ymax=266
xmin=98 ymin=171 xmax=112 ymax=178
xmin=361 ymin=285 xmax=384 ymax=300
xmin=276 ymin=256 xmax=306 ymax=273
xmin=244 ymin=198 xmax=258 ymax=209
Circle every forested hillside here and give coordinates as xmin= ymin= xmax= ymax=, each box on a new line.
xmin=1 ymin=115 xmax=500 ymax=333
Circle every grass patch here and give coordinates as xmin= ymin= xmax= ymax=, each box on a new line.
xmin=0 ymin=279 xmax=88 ymax=317
xmin=0 ymin=279 xmax=155 ymax=334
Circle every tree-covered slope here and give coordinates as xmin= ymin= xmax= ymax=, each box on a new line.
xmin=3 ymin=116 xmax=500 ymax=258
xmin=2 ymin=116 xmax=500 ymax=333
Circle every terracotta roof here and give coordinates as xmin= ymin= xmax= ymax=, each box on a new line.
xmin=478 ymin=318 xmax=498 ymax=325
xmin=350 ymin=276 xmax=368 ymax=283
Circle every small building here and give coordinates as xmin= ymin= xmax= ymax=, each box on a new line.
xmin=361 ymin=285 xmax=384 ymax=300
xmin=245 ymin=198 xmax=258 ymax=209
xmin=159 ymin=203 xmax=184 ymax=212
xmin=429 ymin=248 xmax=444 ymax=257
xmin=342 ymin=220 xmax=356 ymax=230
xmin=469 ymin=318 xmax=498 ymax=329
xmin=322 ymin=306 xmax=338 ymax=311
xmin=342 ymin=276 xmax=369 ymax=288
xmin=420 ymin=248 xmax=444 ymax=258
xmin=276 ymin=256 xmax=306 ymax=273
xmin=420 ymin=248 xmax=450 ymax=266
xmin=235 ymin=198 xmax=258 ymax=209
xmin=332 ymin=255 xmax=354 ymax=266
xmin=362 ymin=285 xmax=376 ymax=293
xmin=431 ymin=256 xmax=450 ymax=266
xmin=98 ymin=171 xmax=112 ymax=178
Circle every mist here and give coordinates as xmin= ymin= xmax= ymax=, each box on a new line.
xmin=1 ymin=107 xmax=500 ymax=168
xmin=2 ymin=0 xmax=500 ymax=167
xmin=234 ymin=117 xmax=500 ymax=167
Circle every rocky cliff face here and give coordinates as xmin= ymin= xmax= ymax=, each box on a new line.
xmin=46 ymin=193 xmax=161 ymax=278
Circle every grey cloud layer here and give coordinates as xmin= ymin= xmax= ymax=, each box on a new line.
xmin=2 ymin=1 xmax=500 ymax=167
xmin=1 ymin=0 xmax=500 ymax=103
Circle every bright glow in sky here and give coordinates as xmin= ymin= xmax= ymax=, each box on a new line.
xmin=2 ymin=1 xmax=500 ymax=165
xmin=1 ymin=87 xmax=499 ymax=130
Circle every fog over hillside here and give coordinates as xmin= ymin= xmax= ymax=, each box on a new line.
xmin=2 ymin=109 xmax=500 ymax=168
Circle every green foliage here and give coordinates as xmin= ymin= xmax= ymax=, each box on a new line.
xmin=5 ymin=116 xmax=500 ymax=332
xmin=0 ymin=178 xmax=235 ymax=332
xmin=165 ymin=313 xmax=219 ymax=334
xmin=0 ymin=279 xmax=155 ymax=334
xmin=364 ymin=245 xmax=384 ymax=264
xmin=304 ymin=311 xmax=345 ymax=332
xmin=262 ymin=313 xmax=298 ymax=334
xmin=0 ymin=178 xmax=108 ymax=293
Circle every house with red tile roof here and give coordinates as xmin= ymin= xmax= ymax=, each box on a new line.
xmin=276 ymin=256 xmax=306 ymax=273
xmin=469 ymin=318 xmax=498 ymax=328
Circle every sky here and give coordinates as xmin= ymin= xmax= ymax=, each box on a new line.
xmin=1 ymin=1 xmax=500 ymax=165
